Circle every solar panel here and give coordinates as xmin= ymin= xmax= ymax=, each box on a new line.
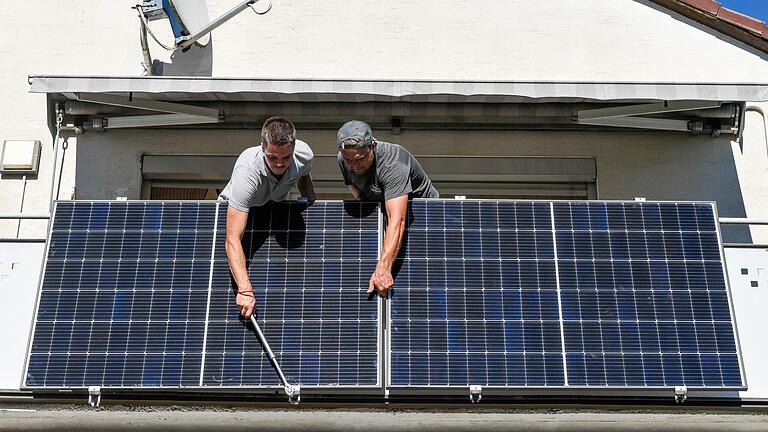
xmin=24 ymin=200 xmax=382 ymax=389
xmin=389 ymin=200 xmax=565 ymax=387
xmin=388 ymin=200 xmax=744 ymax=389
xmin=201 ymin=201 xmax=381 ymax=387
xmin=553 ymin=201 xmax=742 ymax=388
xmin=24 ymin=198 xmax=744 ymax=395
xmin=25 ymin=201 xmax=215 ymax=388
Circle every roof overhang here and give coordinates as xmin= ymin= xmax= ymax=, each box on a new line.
xmin=29 ymin=75 xmax=768 ymax=104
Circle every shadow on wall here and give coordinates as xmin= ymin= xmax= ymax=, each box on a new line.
xmin=152 ymin=40 xmax=213 ymax=76
xmin=703 ymin=138 xmax=751 ymax=244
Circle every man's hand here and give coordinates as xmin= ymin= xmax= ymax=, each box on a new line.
xmin=237 ymin=290 xmax=256 ymax=318
xmin=368 ymin=264 xmax=394 ymax=298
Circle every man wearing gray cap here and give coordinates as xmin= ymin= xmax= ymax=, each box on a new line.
xmin=337 ymin=120 xmax=438 ymax=299
xmin=220 ymin=116 xmax=316 ymax=318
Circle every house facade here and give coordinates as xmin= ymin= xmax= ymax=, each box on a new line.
xmin=0 ymin=0 xmax=766 ymax=400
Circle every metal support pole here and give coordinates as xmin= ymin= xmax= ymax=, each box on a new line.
xmin=0 ymin=214 xmax=51 ymax=220
xmin=16 ymin=175 xmax=27 ymax=239
xmin=177 ymin=0 xmax=261 ymax=49
xmin=48 ymin=108 xmax=63 ymax=214
xmin=719 ymin=218 xmax=768 ymax=225
xmin=248 ymin=314 xmax=300 ymax=404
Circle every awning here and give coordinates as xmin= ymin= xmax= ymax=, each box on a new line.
xmin=29 ymin=75 xmax=768 ymax=103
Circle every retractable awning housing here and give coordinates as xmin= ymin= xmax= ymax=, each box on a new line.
xmin=30 ymin=75 xmax=768 ymax=135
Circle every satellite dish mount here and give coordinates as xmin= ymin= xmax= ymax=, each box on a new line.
xmin=134 ymin=0 xmax=272 ymax=75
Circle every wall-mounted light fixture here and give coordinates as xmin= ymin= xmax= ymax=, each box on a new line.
xmin=0 ymin=140 xmax=41 ymax=175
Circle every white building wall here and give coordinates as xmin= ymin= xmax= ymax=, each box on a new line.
xmin=208 ymin=0 xmax=768 ymax=82
xmin=0 ymin=0 xmax=767 ymax=240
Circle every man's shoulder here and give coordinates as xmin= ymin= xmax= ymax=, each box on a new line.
xmin=377 ymin=141 xmax=411 ymax=157
xmin=234 ymin=146 xmax=262 ymax=166
xmin=376 ymin=141 xmax=413 ymax=168
xmin=294 ymin=139 xmax=314 ymax=163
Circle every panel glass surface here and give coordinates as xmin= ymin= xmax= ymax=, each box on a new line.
xmin=553 ymin=201 xmax=742 ymax=387
xmin=202 ymin=201 xmax=381 ymax=387
xmin=390 ymin=200 xmax=566 ymax=386
xmin=389 ymin=200 xmax=743 ymax=388
xmin=26 ymin=201 xmax=215 ymax=387
xmin=25 ymin=199 xmax=742 ymax=391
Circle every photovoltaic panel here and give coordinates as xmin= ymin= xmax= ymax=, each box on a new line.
xmin=553 ymin=201 xmax=743 ymax=388
xmin=25 ymin=200 xmax=382 ymax=390
xmin=389 ymin=200 xmax=566 ymax=387
xmin=201 ymin=201 xmax=381 ymax=387
xmin=389 ymin=199 xmax=744 ymax=389
xmin=25 ymin=198 xmax=743 ymax=394
xmin=25 ymin=201 xmax=216 ymax=388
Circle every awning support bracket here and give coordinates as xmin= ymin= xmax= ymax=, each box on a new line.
xmin=73 ymin=93 xmax=220 ymax=129
xmin=577 ymin=101 xmax=721 ymax=133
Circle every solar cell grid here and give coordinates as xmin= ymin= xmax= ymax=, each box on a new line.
xmin=202 ymin=201 xmax=381 ymax=387
xmin=553 ymin=201 xmax=742 ymax=387
xmin=389 ymin=199 xmax=743 ymax=389
xmin=390 ymin=200 xmax=566 ymax=387
xmin=25 ymin=198 xmax=744 ymax=393
xmin=26 ymin=201 xmax=215 ymax=388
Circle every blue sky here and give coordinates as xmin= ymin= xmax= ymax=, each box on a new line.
xmin=718 ymin=0 xmax=768 ymax=23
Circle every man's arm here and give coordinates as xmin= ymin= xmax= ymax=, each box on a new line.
xmin=369 ymin=194 xmax=408 ymax=298
xmin=297 ymin=173 xmax=316 ymax=201
xmin=225 ymin=206 xmax=256 ymax=317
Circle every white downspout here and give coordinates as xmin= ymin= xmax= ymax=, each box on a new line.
xmin=745 ymin=104 xmax=768 ymax=159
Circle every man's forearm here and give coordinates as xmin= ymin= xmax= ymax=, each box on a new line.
xmin=378 ymin=216 xmax=405 ymax=271
xmin=226 ymin=236 xmax=252 ymax=292
xmin=297 ymin=174 xmax=316 ymax=200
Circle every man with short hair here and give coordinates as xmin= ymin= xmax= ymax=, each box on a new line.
xmin=337 ymin=120 xmax=438 ymax=299
xmin=220 ymin=116 xmax=315 ymax=318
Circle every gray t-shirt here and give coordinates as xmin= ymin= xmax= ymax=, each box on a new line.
xmin=337 ymin=141 xmax=438 ymax=202
xmin=220 ymin=140 xmax=313 ymax=211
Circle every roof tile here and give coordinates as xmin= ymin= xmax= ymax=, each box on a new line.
xmin=677 ymin=0 xmax=721 ymax=16
xmin=716 ymin=7 xmax=767 ymax=35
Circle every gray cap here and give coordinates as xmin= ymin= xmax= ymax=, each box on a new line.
xmin=337 ymin=120 xmax=374 ymax=149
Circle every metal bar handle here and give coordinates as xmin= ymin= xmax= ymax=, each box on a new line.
xmin=249 ymin=314 xmax=289 ymax=388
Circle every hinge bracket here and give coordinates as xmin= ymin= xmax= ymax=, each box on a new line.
xmin=674 ymin=386 xmax=688 ymax=404
xmin=88 ymin=386 xmax=102 ymax=408
xmin=469 ymin=385 xmax=482 ymax=403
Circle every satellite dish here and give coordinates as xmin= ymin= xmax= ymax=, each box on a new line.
xmin=135 ymin=0 xmax=271 ymax=74
xmin=166 ymin=0 xmax=211 ymax=47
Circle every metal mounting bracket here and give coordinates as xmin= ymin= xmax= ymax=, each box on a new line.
xmin=469 ymin=385 xmax=482 ymax=403
xmin=674 ymin=386 xmax=688 ymax=404
xmin=285 ymin=384 xmax=301 ymax=405
xmin=88 ymin=386 xmax=102 ymax=408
